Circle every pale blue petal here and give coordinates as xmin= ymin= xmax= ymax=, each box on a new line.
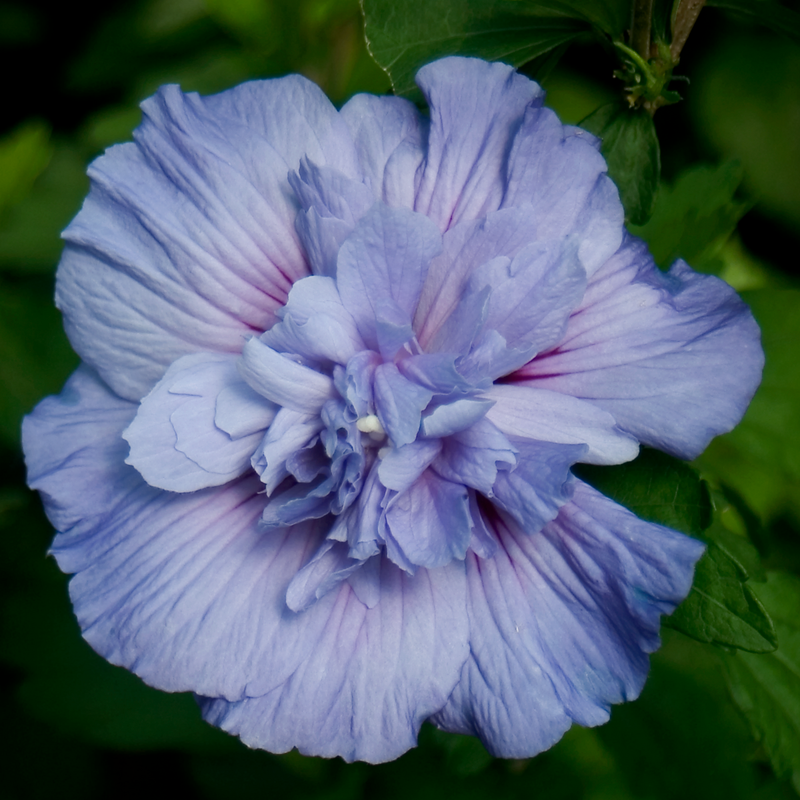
xmin=285 ymin=539 xmax=366 ymax=613
xmin=238 ymin=337 xmax=335 ymax=414
xmin=373 ymin=362 xmax=434 ymax=447
xmin=431 ymin=481 xmax=705 ymax=757
xmin=216 ymin=381 xmax=278 ymax=439
xmin=123 ymin=353 xmax=271 ymax=492
xmin=420 ymin=397 xmax=495 ymax=439
xmin=339 ymin=350 xmax=381 ymax=420
xmin=262 ymin=275 xmax=365 ymax=366
xmin=415 ymin=206 xmax=538 ymax=351
xmin=251 ymin=407 xmax=323 ymax=493
xmin=516 ymin=237 xmax=764 ymax=459
xmin=378 ymin=439 xmax=442 ymax=494
xmin=199 ymin=557 xmax=469 ymax=763
xmin=472 ymin=239 xmax=587 ymax=357
xmin=23 ymin=367 xmax=348 ymax=702
xmin=289 ymin=158 xmax=374 ymax=276
xmin=432 ymin=418 xmax=516 ymax=495
xmin=383 ymin=470 xmax=471 ymax=570
xmin=485 ymin=385 xmax=639 ymax=465
xmin=336 ymin=204 xmax=442 ymax=350
xmin=501 ymin=105 xmax=623 ymax=277
xmin=340 ymin=93 xmax=426 ymax=208
xmin=57 ymin=76 xmax=356 ymax=401
xmin=491 ymin=441 xmax=585 ymax=532
xmin=414 ymin=57 xmax=544 ymax=230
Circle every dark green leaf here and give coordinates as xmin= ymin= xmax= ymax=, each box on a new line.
xmin=580 ymin=103 xmax=661 ymax=225
xmin=362 ymin=0 xmax=589 ymax=99
xmin=628 ymin=161 xmax=749 ymax=272
xmin=667 ymin=541 xmax=778 ymax=652
xmin=0 ymin=143 xmax=89 ymax=272
xmin=0 ymin=120 xmax=52 ymax=218
xmin=695 ymin=289 xmax=800 ymax=523
xmin=574 ymin=447 xmax=711 ymax=537
xmin=721 ymin=572 xmax=800 ymax=793
xmin=707 ymin=0 xmax=800 ymax=44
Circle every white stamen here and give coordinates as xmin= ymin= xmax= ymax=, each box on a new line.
xmin=356 ymin=414 xmax=385 ymax=436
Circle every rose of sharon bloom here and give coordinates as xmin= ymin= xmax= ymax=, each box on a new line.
xmin=23 ymin=56 xmax=762 ymax=763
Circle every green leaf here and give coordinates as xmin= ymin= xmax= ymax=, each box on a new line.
xmin=628 ymin=161 xmax=749 ymax=272
xmin=707 ymin=0 xmax=800 ymax=44
xmin=695 ymin=289 xmax=800 ymax=523
xmin=0 ymin=120 xmax=53 ymax=218
xmin=721 ymin=572 xmax=800 ymax=793
xmin=0 ymin=143 xmax=89 ymax=272
xmin=362 ymin=0 xmax=589 ymax=99
xmin=667 ymin=540 xmax=778 ymax=652
xmin=580 ymin=103 xmax=661 ymax=225
xmin=574 ymin=447 xmax=711 ymax=537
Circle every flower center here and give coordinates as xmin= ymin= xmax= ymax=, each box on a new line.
xmin=355 ymin=413 xmax=387 ymax=446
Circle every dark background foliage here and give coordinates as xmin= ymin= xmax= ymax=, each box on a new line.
xmin=1 ymin=0 xmax=799 ymax=797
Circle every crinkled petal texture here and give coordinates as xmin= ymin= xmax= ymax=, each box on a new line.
xmin=24 ymin=55 xmax=763 ymax=764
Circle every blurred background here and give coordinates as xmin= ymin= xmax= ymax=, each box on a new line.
xmin=1 ymin=0 xmax=799 ymax=797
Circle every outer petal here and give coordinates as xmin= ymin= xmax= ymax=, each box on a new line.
xmin=514 ymin=237 xmax=764 ymax=459
xmin=431 ymin=481 xmax=705 ymax=757
xmin=414 ymin=57 xmax=544 ymax=230
xmin=22 ymin=367 xmax=333 ymax=701
xmin=484 ymin=384 xmax=639 ymax=465
xmin=57 ymin=76 xmax=357 ymax=401
xmin=123 ymin=353 xmax=275 ymax=492
xmin=199 ymin=555 xmax=470 ymax=764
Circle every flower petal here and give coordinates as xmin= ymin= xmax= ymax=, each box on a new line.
xmin=373 ymin=362 xmax=434 ymax=448
xmin=199 ymin=557 xmax=469 ymax=763
xmin=515 ymin=237 xmax=764 ymax=458
xmin=336 ymin=204 xmax=443 ymax=350
xmin=262 ymin=275 xmax=366 ymax=366
xmin=238 ymin=336 xmax=336 ymax=414
xmin=340 ymin=93 xmax=426 ymax=209
xmin=415 ymin=206 xmax=538 ymax=351
xmin=123 ymin=353 xmax=274 ymax=492
xmin=23 ymin=367 xmax=341 ymax=702
xmin=430 ymin=481 xmax=704 ymax=757
xmin=383 ymin=470 xmax=472 ymax=570
xmin=289 ymin=158 xmax=374 ymax=277
xmin=57 ymin=76 xmax=357 ymax=401
xmin=414 ymin=57 xmax=543 ymax=230
xmin=485 ymin=384 xmax=639 ymax=465
xmin=501 ymin=106 xmax=623 ymax=277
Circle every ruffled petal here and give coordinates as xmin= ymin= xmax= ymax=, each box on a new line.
xmin=238 ymin=337 xmax=336 ymax=414
xmin=57 ymin=76 xmax=356 ymax=400
xmin=414 ymin=57 xmax=544 ymax=230
xmin=123 ymin=352 xmax=275 ymax=492
xmin=289 ymin=159 xmax=374 ymax=277
xmin=262 ymin=275 xmax=366 ymax=366
xmin=199 ymin=557 xmax=469 ymax=764
xmin=430 ymin=481 xmax=705 ymax=757
xmin=501 ymin=106 xmax=623 ymax=277
xmin=373 ymin=362 xmax=434 ymax=447
xmin=383 ymin=470 xmax=472 ymax=570
xmin=336 ymin=204 xmax=443 ymax=351
xmin=484 ymin=384 xmax=639 ymax=465
xmin=415 ymin=206 xmax=538 ymax=351
xmin=515 ymin=237 xmax=764 ymax=458
xmin=339 ymin=93 xmax=426 ymax=209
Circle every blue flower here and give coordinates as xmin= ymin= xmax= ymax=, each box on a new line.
xmin=23 ymin=57 xmax=763 ymax=763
